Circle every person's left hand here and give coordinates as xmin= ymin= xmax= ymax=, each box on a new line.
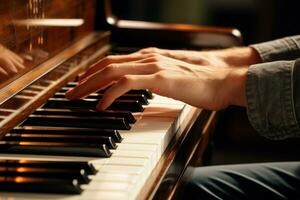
xmin=65 ymin=53 xmax=247 ymax=111
xmin=0 ymin=44 xmax=25 ymax=81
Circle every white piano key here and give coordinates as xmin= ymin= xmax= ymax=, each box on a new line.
xmin=90 ymin=172 xmax=138 ymax=183
xmin=150 ymin=94 xmax=185 ymax=105
xmin=92 ymin=157 xmax=150 ymax=175
xmin=82 ymin=181 xmax=130 ymax=191
xmin=98 ymin=165 xmax=145 ymax=175
xmin=143 ymin=104 xmax=184 ymax=118
xmin=80 ymin=190 xmax=128 ymax=200
xmin=116 ymin=143 xmax=157 ymax=151
xmin=116 ymin=144 xmax=159 ymax=161
xmin=105 ymin=156 xmax=149 ymax=167
xmin=110 ymin=149 xmax=154 ymax=159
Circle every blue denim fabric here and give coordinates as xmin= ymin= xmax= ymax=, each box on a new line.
xmin=246 ymin=36 xmax=300 ymax=139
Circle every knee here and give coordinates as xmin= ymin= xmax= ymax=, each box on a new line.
xmin=181 ymin=167 xmax=221 ymax=199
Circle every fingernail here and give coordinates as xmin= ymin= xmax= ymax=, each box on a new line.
xmin=11 ymin=67 xmax=18 ymax=74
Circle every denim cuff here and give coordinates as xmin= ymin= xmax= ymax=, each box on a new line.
xmin=250 ymin=35 xmax=300 ymax=62
xmin=246 ymin=60 xmax=300 ymax=139
xmin=294 ymin=59 xmax=300 ymax=129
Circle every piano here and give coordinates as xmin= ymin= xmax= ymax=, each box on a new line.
xmin=0 ymin=0 xmax=242 ymax=199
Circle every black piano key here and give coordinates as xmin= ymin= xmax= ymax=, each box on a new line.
xmin=60 ymin=86 xmax=153 ymax=99
xmin=4 ymin=133 xmax=117 ymax=149
xmin=54 ymin=93 xmax=149 ymax=105
xmin=0 ymin=160 xmax=97 ymax=175
xmin=0 ymin=141 xmax=111 ymax=157
xmin=124 ymin=89 xmax=153 ymax=99
xmin=0 ymin=177 xmax=82 ymax=194
xmin=34 ymin=108 xmax=136 ymax=123
xmin=0 ymin=167 xmax=90 ymax=184
xmin=106 ymin=99 xmax=144 ymax=112
xmin=45 ymin=98 xmax=144 ymax=112
xmin=23 ymin=114 xmax=131 ymax=130
xmin=96 ymin=88 xmax=153 ymax=99
xmin=12 ymin=126 xmax=123 ymax=143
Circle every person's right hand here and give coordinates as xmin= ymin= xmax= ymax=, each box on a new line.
xmin=78 ymin=46 xmax=261 ymax=83
xmin=0 ymin=44 xmax=25 ymax=82
xmin=66 ymin=53 xmax=248 ymax=111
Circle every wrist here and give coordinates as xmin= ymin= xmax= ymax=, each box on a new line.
xmin=225 ymin=67 xmax=248 ymax=107
xmin=220 ymin=47 xmax=262 ymax=67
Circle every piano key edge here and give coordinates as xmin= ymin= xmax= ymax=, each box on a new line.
xmin=136 ymin=106 xmax=216 ymax=200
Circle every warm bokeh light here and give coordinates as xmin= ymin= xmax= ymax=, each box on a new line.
xmin=13 ymin=19 xmax=85 ymax=27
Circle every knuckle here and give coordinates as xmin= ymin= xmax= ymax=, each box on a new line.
xmin=151 ymin=62 xmax=162 ymax=71
xmin=121 ymin=75 xmax=134 ymax=85
xmin=148 ymin=52 xmax=160 ymax=58
xmin=146 ymin=53 xmax=162 ymax=63
xmin=148 ymin=56 xmax=160 ymax=63
xmin=104 ymin=55 xmax=114 ymax=63
xmin=104 ymin=64 xmax=117 ymax=74
xmin=154 ymin=72 xmax=168 ymax=81
xmin=148 ymin=47 xmax=159 ymax=52
xmin=141 ymin=47 xmax=158 ymax=53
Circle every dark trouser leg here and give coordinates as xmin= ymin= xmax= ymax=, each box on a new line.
xmin=181 ymin=162 xmax=300 ymax=200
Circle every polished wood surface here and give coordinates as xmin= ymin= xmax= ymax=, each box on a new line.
xmin=0 ymin=0 xmax=98 ymax=137
xmin=0 ymin=32 xmax=111 ymax=138
xmin=97 ymin=0 xmax=243 ymax=49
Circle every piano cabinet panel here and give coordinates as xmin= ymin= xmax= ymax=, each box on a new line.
xmin=0 ymin=0 xmax=95 ymax=47
xmin=96 ymin=0 xmax=243 ymax=50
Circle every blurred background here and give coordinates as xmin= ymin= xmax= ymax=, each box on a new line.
xmin=103 ymin=0 xmax=300 ymax=45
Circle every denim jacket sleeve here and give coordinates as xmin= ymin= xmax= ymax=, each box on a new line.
xmin=250 ymin=35 xmax=300 ymax=62
xmin=246 ymin=35 xmax=300 ymax=139
xmin=246 ymin=60 xmax=300 ymax=139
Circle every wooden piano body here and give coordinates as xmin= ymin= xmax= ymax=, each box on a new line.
xmin=0 ymin=0 xmax=242 ymax=199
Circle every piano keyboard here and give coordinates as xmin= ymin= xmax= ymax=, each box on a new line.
xmin=0 ymin=81 xmax=200 ymax=200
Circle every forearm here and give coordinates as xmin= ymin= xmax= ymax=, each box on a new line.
xmin=218 ymin=47 xmax=262 ymax=66
xmin=212 ymin=35 xmax=300 ymax=68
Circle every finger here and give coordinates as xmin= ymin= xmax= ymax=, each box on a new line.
xmin=96 ymin=74 xmax=156 ymax=110
xmin=138 ymin=47 xmax=161 ymax=54
xmin=7 ymin=54 xmax=25 ymax=70
xmin=12 ymin=59 xmax=26 ymax=70
xmin=20 ymin=53 xmax=34 ymax=62
xmin=0 ymin=58 xmax=18 ymax=74
xmin=9 ymin=51 xmax=24 ymax=64
xmin=79 ymin=53 xmax=146 ymax=82
xmin=66 ymin=63 xmax=157 ymax=100
xmin=0 ymin=67 xmax=9 ymax=76
xmin=0 ymin=68 xmax=9 ymax=82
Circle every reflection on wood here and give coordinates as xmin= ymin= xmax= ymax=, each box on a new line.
xmin=13 ymin=19 xmax=85 ymax=27
xmin=0 ymin=0 xmax=95 ymax=86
